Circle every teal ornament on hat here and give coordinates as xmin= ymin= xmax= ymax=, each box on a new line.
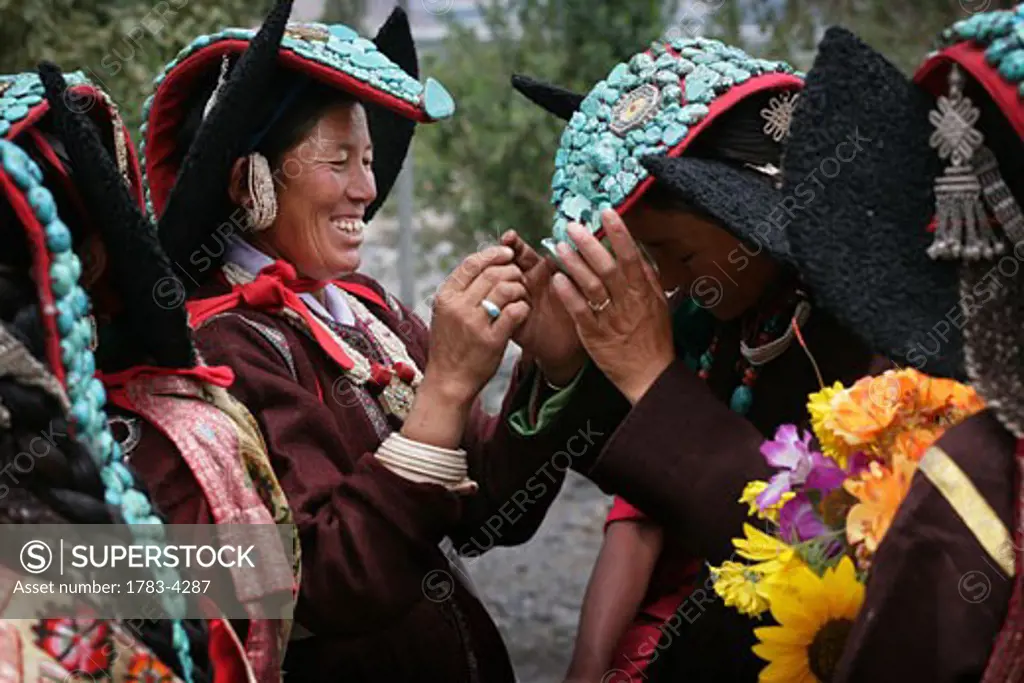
xmin=139 ymin=21 xmax=457 ymax=212
xmin=547 ymin=38 xmax=797 ymax=249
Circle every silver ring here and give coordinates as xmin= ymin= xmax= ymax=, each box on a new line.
xmin=481 ymin=299 xmax=502 ymax=320
xmin=588 ymin=298 xmax=611 ymax=313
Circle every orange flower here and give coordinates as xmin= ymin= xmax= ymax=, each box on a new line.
xmin=844 ymin=452 xmax=916 ymax=553
xmin=893 ymin=426 xmax=943 ymax=463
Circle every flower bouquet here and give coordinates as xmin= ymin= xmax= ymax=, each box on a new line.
xmin=710 ymin=367 xmax=984 ymax=682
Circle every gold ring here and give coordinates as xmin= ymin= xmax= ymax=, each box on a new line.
xmin=588 ymin=298 xmax=611 ymax=313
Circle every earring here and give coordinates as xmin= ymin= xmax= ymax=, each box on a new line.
xmin=246 ymin=152 xmax=277 ymax=231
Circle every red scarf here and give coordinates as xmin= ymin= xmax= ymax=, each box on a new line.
xmin=186 ymin=260 xmax=359 ymax=371
xmin=98 ymin=365 xmax=235 ymax=414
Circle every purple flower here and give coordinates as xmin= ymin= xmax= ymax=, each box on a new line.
xmin=778 ymin=494 xmax=830 ymax=543
xmin=756 ymin=425 xmax=820 ymax=509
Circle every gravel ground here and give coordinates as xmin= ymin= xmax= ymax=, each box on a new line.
xmin=463 ymin=471 xmax=612 ymax=683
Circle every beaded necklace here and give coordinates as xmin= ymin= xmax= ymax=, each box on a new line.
xmin=693 ymin=290 xmax=810 ymax=416
xmin=222 ymin=263 xmax=423 ymax=420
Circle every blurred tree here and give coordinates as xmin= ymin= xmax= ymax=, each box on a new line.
xmin=415 ymin=0 xmax=1019 ymax=261
xmin=320 ymin=0 xmax=365 ymax=31
xmin=414 ymin=0 xmax=675 ymax=257
xmin=0 ymin=0 xmax=263 ymax=132
xmin=710 ymin=0 xmax=1020 ymax=74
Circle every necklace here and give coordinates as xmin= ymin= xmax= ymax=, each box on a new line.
xmin=221 ymin=263 xmax=423 ymax=420
xmin=696 ymin=291 xmax=811 ymax=415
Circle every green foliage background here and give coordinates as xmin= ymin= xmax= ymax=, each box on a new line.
xmin=3 ymin=0 xmax=1018 ymax=259
xmin=413 ymin=0 xmax=1019 ymax=255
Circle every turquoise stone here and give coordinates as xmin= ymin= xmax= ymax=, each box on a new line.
xmin=655 ymin=69 xmax=679 ymax=87
xmin=401 ymin=78 xmax=424 ymax=96
xmin=9 ymin=78 xmax=35 ymax=97
xmin=71 ymin=287 xmax=89 ymax=316
xmin=685 ymin=65 xmax=722 ymax=103
xmin=661 ymin=85 xmax=682 ymax=106
xmin=101 ymin=468 xmax=126 ymax=495
xmin=422 ymin=78 xmax=455 ymax=119
xmin=679 ymin=103 xmax=710 ymax=123
xmin=998 ymin=51 xmax=1024 ymax=80
xmin=693 ymin=52 xmax=719 ymax=65
xmin=607 ymin=63 xmax=630 ymax=87
xmin=662 ymin=123 xmax=688 ymax=146
xmin=552 ymin=169 xmax=567 ymax=189
xmin=655 ymin=53 xmax=676 ymax=69
xmin=28 ymin=186 xmax=56 ymax=223
xmin=586 ymin=143 xmax=618 ymax=174
xmin=122 ymin=489 xmax=153 ymax=519
xmin=629 ymin=53 xmax=654 ymax=73
xmin=609 ymin=184 xmax=626 ymax=205
xmin=622 ymin=157 xmax=639 ymax=173
xmin=569 ymin=112 xmax=586 ymax=130
xmin=985 ymin=36 xmax=1019 ymax=63
xmin=562 ymin=194 xmax=592 ymax=221
xmin=616 ymin=171 xmax=639 ymax=190
xmin=57 ymin=310 xmax=76 ymax=335
xmin=105 ymin=489 xmax=123 ymax=507
xmin=650 ymin=41 xmax=667 ymax=56
xmin=730 ymin=385 xmax=753 ymax=414
xmin=596 ymin=104 xmax=611 ymax=121
xmin=580 ymin=95 xmax=599 ymax=117
xmin=353 ymin=37 xmax=377 ymax=53
xmin=644 ymin=126 xmax=663 ymax=144
xmin=672 ymin=59 xmax=695 ymax=76
xmin=553 ymin=218 xmax=568 ymax=242
xmin=554 ymin=149 xmax=567 ymax=168
xmin=50 ymin=263 xmax=73 ymax=296
xmin=0 ymin=121 xmax=9 ymax=137
xmin=350 ymin=50 xmax=390 ymax=68
xmin=18 ymin=94 xmax=42 ymax=107
xmin=329 ymin=23 xmax=359 ymax=41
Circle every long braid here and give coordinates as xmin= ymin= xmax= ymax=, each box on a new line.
xmin=0 ymin=137 xmax=206 ymax=681
xmin=0 ymin=266 xmax=212 ymax=682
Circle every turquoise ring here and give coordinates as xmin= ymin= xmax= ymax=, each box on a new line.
xmin=481 ymin=299 xmax=501 ymax=321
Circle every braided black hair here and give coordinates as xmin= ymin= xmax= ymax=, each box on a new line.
xmin=0 ymin=241 xmax=212 ymax=683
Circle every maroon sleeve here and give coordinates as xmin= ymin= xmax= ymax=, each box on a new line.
xmin=195 ymin=314 xmax=465 ymax=637
xmin=564 ymin=358 xmax=772 ymax=564
xmin=834 ymin=409 xmax=1016 ymax=682
xmin=378 ymin=296 xmax=609 ymax=552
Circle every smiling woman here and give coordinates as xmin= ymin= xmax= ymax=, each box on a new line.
xmin=136 ymin=3 xmax=609 ymax=682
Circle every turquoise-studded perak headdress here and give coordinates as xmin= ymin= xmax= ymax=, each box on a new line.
xmin=141 ymin=3 xmax=454 ymax=283
xmin=515 ymin=37 xmax=803 ymax=260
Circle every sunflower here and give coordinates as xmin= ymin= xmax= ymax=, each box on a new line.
xmin=740 ymin=481 xmax=795 ymax=524
xmin=752 ymin=557 xmax=865 ymax=683
xmin=711 ymin=561 xmax=771 ymax=617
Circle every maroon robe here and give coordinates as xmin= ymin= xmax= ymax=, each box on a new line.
xmin=179 ymin=272 xmax=590 ymax=683
xmin=834 ymin=409 xmax=1017 ymax=682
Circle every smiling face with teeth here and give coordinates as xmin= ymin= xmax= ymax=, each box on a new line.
xmin=240 ymin=101 xmax=377 ymax=280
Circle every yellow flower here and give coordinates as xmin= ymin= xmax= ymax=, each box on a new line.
xmin=752 ymin=557 xmax=865 ymax=683
xmin=844 ymin=452 xmax=916 ymax=553
xmin=807 ymin=382 xmax=848 ymax=464
xmin=740 ymin=481 xmax=795 ymax=523
xmin=733 ymin=523 xmax=795 ymax=575
xmin=711 ymin=561 xmax=771 ymax=617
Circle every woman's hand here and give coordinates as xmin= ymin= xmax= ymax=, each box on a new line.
xmin=501 ymin=230 xmax=586 ymax=386
xmin=404 ymin=246 xmax=530 ymax=449
xmin=551 ymin=210 xmax=674 ymax=405
xmin=424 ymin=244 xmax=531 ymax=398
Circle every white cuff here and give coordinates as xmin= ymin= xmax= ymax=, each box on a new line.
xmin=375 ymin=433 xmax=477 ymax=492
